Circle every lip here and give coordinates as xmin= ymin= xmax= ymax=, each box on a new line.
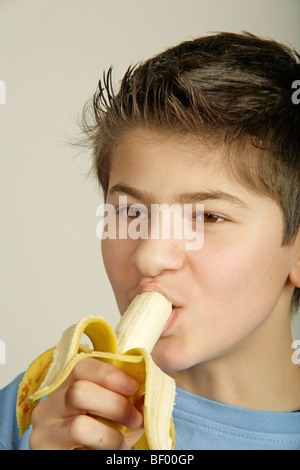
xmin=134 ymin=283 xmax=181 ymax=309
xmin=160 ymin=306 xmax=181 ymax=336
xmin=131 ymin=283 xmax=182 ymax=336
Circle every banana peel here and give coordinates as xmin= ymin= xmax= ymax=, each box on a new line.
xmin=17 ymin=296 xmax=176 ymax=450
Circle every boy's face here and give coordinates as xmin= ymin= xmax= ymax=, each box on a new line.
xmin=101 ymin=128 xmax=298 ymax=373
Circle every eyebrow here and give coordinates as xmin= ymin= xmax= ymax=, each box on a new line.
xmin=107 ymin=183 xmax=250 ymax=209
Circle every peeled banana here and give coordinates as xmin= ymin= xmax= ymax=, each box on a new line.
xmin=16 ymin=292 xmax=176 ymax=450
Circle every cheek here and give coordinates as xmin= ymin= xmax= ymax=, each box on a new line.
xmin=190 ymin=234 xmax=288 ymax=314
xmin=101 ymin=238 xmax=115 ymax=281
xmin=101 ymin=239 xmax=138 ymax=305
xmin=101 ymin=239 xmax=127 ymax=290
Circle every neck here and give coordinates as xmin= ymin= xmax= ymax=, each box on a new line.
xmin=170 ymin=308 xmax=300 ymax=412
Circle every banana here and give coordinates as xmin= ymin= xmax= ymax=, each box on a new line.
xmin=16 ymin=292 xmax=176 ymax=450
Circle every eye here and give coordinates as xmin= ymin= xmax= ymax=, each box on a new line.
xmin=195 ymin=212 xmax=227 ymax=224
xmin=204 ymin=213 xmax=225 ymax=224
xmin=117 ymin=205 xmax=148 ymax=220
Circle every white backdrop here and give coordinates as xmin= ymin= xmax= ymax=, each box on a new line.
xmin=1 ymin=0 xmax=300 ymax=389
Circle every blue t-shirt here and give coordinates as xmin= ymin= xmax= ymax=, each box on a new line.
xmin=1 ymin=373 xmax=300 ymax=450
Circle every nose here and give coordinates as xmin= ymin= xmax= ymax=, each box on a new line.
xmin=130 ymin=238 xmax=185 ymax=277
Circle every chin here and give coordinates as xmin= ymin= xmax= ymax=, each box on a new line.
xmin=151 ymin=345 xmax=192 ymax=374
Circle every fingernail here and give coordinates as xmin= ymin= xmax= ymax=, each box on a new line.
xmin=122 ymin=376 xmax=140 ymax=394
xmin=130 ymin=407 xmax=143 ymax=429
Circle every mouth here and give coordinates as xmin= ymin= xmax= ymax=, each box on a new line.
xmin=134 ymin=284 xmax=180 ymax=309
xmin=130 ymin=284 xmax=182 ymax=335
xmin=160 ymin=305 xmax=181 ymax=336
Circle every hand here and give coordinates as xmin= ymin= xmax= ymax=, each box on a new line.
xmin=29 ymin=358 xmax=144 ymax=450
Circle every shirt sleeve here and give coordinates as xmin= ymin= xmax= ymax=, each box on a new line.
xmin=0 ymin=373 xmax=31 ymax=450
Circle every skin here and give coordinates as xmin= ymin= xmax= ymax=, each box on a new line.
xmin=30 ymin=127 xmax=300 ymax=449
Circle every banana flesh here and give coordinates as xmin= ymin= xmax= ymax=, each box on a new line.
xmin=16 ymin=292 xmax=176 ymax=450
xmin=115 ymin=291 xmax=173 ymax=353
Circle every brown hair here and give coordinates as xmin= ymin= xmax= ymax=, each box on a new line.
xmin=81 ymin=31 xmax=300 ymax=314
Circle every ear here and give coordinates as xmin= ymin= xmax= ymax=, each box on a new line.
xmin=289 ymin=230 xmax=300 ymax=288
xmin=289 ymin=264 xmax=300 ymax=288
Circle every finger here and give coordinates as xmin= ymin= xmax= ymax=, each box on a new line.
xmin=67 ymin=358 xmax=140 ymax=396
xmin=66 ymin=415 xmax=129 ymax=450
xmin=30 ymin=414 xmax=129 ymax=450
xmin=64 ymin=380 xmax=143 ymax=428
xmin=32 ymin=378 xmax=143 ymax=430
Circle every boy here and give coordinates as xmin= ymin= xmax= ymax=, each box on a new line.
xmin=1 ymin=31 xmax=300 ymax=450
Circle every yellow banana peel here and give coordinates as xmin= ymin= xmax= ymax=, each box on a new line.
xmin=16 ymin=292 xmax=176 ymax=450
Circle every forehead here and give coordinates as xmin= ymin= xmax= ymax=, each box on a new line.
xmin=109 ymin=127 xmax=245 ymax=196
xmin=112 ymin=127 xmax=221 ymax=160
xmin=111 ymin=127 xmax=225 ymax=176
